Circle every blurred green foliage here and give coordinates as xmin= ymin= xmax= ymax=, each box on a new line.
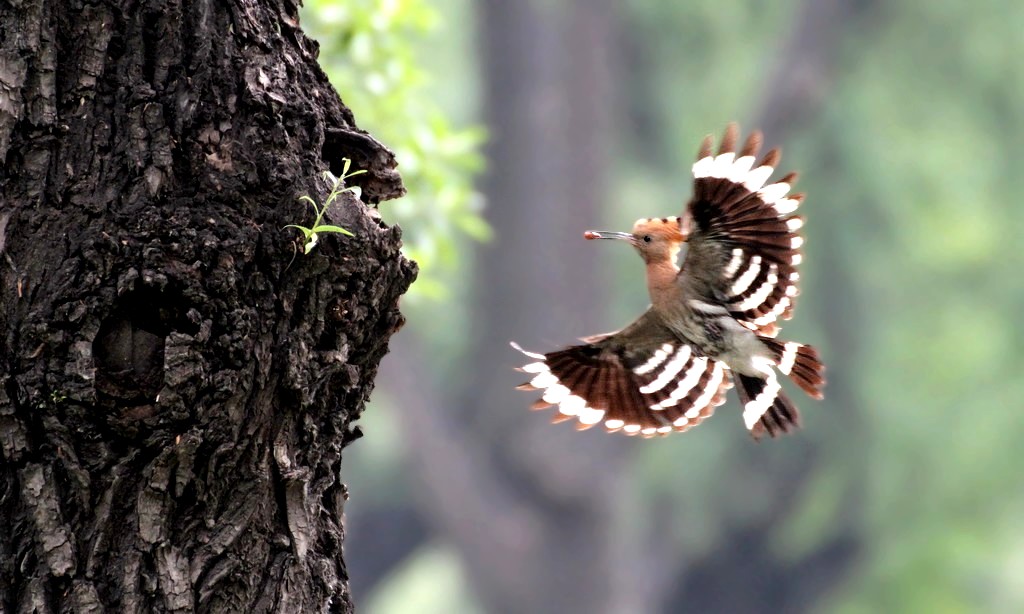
xmin=301 ymin=0 xmax=487 ymax=300
xmin=622 ymin=3 xmax=1024 ymax=613
xmin=364 ymin=544 xmax=484 ymax=614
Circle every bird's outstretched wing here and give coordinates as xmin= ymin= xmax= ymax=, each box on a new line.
xmin=681 ymin=124 xmax=806 ymax=337
xmin=512 ymin=310 xmax=732 ymax=438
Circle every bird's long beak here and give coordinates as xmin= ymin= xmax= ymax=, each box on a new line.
xmin=584 ymin=230 xmax=634 ymax=242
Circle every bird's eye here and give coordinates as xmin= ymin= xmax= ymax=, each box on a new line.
xmin=642 ymin=235 xmax=652 ymax=243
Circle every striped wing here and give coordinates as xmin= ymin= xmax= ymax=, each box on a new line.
xmin=512 ymin=311 xmax=732 ymax=438
xmin=683 ymin=123 xmax=806 ymax=336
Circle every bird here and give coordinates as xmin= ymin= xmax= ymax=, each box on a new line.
xmin=512 ymin=123 xmax=825 ymax=440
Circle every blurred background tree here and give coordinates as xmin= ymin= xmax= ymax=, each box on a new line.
xmin=302 ymin=0 xmax=1024 ymax=612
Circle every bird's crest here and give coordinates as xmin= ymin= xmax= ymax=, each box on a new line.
xmin=631 ymin=216 xmax=686 ymax=242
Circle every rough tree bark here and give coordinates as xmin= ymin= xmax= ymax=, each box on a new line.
xmin=0 ymin=1 xmax=415 ymax=612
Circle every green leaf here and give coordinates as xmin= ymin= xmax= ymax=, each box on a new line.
xmin=298 ymin=195 xmax=321 ymax=217
xmin=284 ymin=224 xmax=314 ymax=239
xmin=314 ymin=224 xmax=355 ymax=236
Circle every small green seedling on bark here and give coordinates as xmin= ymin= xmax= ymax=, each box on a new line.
xmin=287 ymin=160 xmax=366 ymax=254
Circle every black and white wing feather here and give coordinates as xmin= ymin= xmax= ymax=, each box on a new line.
xmin=512 ymin=310 xmax=732 ymax=438
xmin=682 ymin=124 xmax=806 ymax=336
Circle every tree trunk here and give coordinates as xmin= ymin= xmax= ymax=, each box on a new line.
xmin=0 ymin=1 xmax=414 ymax=612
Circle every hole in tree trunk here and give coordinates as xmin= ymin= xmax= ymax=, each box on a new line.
xmin=93 ymin=287 xmax=194 ymax=412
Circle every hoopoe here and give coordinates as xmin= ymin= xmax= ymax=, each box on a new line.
xmin=512 ymin=124 xmax=825 ymax=439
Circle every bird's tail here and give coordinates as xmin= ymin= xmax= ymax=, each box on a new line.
xmin=736 ymin=338 xmax=825 ymax=439
xmin=759 ymin=338 xmax=826 ymax=399
xmin=735 ymin=374 xmax=801 ymax=439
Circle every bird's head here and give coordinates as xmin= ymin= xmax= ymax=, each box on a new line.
xmin=584 ymin=216 xmax=688 ymax=265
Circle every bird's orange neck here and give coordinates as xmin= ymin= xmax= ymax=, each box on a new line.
xmin=645 ymin=256 xmax=681 ymax=312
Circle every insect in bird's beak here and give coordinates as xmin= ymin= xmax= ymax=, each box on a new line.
xmin=584 ymin=230 xmax=634 ymax=242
